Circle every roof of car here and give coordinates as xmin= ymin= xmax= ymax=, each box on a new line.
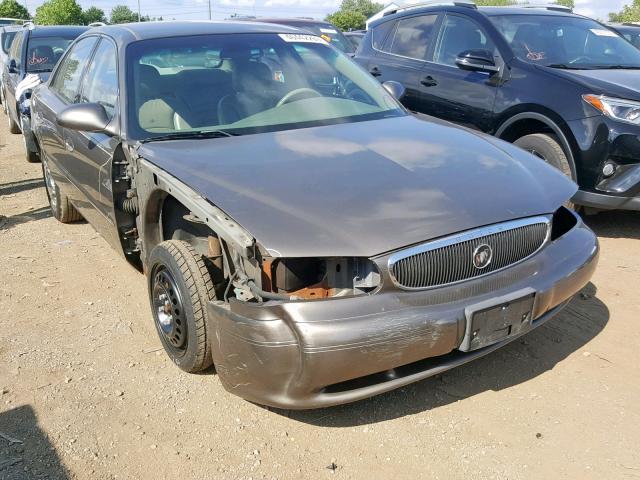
xmin=477 ymin=6 xmax=579 ymax=17
xmin=28 ymin=25 xmax=89 ymax=38
xmin=242 ymin=18 xmax=333 ymax=26
xmin=89 ymin=20 xmax=304 ymax=42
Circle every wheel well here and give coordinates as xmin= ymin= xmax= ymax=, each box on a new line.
xmin=498 ymin=118 xmax=555 ymax=143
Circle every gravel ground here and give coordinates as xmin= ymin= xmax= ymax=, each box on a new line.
xmin=1 ymin=116 xmax=639 ymax=480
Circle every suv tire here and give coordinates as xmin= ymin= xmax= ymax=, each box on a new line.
xmin=8 ymin=109 xmax=21 ymax=134
xmin=148 ymin=240 xmax=215 ymax=373
xmin=42 ymin=158 xmax=83 ymax=223
xmin=514 ymin=133 xmax=574 ymax=180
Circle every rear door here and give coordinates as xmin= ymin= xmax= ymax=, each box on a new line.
xmin=35 ymin=36 xmax=99 ymax=199
xmin=366 ymin=14 xmax=440 ymax=112
xmin=419 ymin=13 xmax=501 ymax=131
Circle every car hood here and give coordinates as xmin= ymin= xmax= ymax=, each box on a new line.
xmin=547 ymin=67 xmax=640 ymax=101
xmin=138 ymin=115 xmax=576 ymax=258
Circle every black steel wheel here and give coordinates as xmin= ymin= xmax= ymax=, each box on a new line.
xmin=148 ymin=240 xmax=215 ymax=373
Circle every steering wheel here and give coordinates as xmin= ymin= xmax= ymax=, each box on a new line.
xmin=276 ymin=88 xmax=322 ymax=107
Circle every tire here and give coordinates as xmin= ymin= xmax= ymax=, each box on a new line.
xmin=42 ymin=158 xmax=83 ymax=223
xmin=148 ymin=240 xmax=215 ymax=373
xmin=8 ymin=108 xmax=21 ymax=134
xmin=22 ymin=118 xmax=40 ymax=163
xmin=514 ymin=133 xmax=574 ymax=180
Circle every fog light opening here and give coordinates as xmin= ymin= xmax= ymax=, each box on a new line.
xmin=602 ymin=161 xmax=617 ymax=178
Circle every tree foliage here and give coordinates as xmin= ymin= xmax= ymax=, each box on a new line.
xmin=326 ymin=0 xmax=383 ymax=30
xmin=110 ymin=5 xmax=138 ymax=24
xmin=610 ymin=0 xmax=640 ymax=22
xmin=82 ymin=6 xmax=106 ymax=25
xmin=35 ymin=0 xmax=83 ymax=25
xmin=0 ymin=0 xmax=30 ymax=19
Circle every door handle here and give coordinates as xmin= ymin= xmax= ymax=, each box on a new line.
xmin=369 ymin=66 xmax=382 ymax=77
xmin=421 ymin=75 xmax=438 ymax=87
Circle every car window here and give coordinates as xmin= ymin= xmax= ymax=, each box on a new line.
xmin=434 ymin=14 xmax=496 ymax=66
xmin=50 ymin=37 xmax=98 ymax=103
xmin=2 ymin=30 xmax=17 ymax=54
xmin=386 ymin=15 xmax=437 ymax=60
xmin=371 ymin=20 xmax=395 ymax=50
xmin=79 ymin=39 xmax=118 ymax=119
xmin=491 ymin=15 xmax=640 ymax=68
xmin=25 ymin=36 xmax=76 ymax=73
xmin=127 ymin=33 xmax=404 ymax=140
xmin=9 ymin=31 xmax=22 ymax=68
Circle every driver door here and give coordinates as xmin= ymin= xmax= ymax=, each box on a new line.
xmin=420 ymin=13 xmax=501 ymax=132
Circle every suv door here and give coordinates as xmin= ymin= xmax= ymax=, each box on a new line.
xmin=421 ymin=13 xmax=501 ymax=131
xmin=71 ymin=38 xmax=120 ymax=224
xmin=35 ymin=36 xmax=98 ymax=203
xmin=367 ymin=14 xmax=440 ymax=112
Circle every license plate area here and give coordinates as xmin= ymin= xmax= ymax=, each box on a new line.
xmin=460 ymin=290 xmax=536 ymax=352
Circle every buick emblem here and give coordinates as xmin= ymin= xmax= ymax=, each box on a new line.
xmin=472 ymin=244 xmax=493 ymax=270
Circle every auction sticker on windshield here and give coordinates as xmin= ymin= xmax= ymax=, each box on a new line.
xmin=279 ymin=33 xmax=327 ymax=44
xmin=590 ymin=28 xmax=619 ymax=37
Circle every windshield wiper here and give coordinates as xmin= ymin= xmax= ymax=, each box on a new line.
xmin=589 ymin=65 xmax=640 ymax=70
xmin=139 ymin=129 xmax=239 ymax=144
xmin=27 ymin=69 xmax=52 ymax=73
xmin=546 ymin=64 xmax=590 ymax=70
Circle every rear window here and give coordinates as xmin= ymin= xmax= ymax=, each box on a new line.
xmin=25 ymin=36 xmax=75 ymax=73
xmin=1 ymin=30 xmax=17 ymax=54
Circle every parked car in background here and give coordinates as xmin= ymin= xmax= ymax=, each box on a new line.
xmin=344 ymin=29 xmax=366 ymax=50
xmin=30 ymin=21 xmax=597 ymax=409
xmin=0 ymin=23 xmax=20 ymax=107
xmin=240 ymin=17 xmax=355 ymax=53
xmin=0 ymin=17 xmax=24 ymax=26
xmin=608 ymin=23 xmax=640 ymax=49
xmin=1 ymin=24 xmax=88 ymax=162
xmin=355 ymin=3 xmax=640 ymax=211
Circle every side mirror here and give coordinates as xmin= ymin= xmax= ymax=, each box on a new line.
xmin=8 ymin=59 xmax=17 ymax=74
xmin=56 ymin=103 xmax=111 ymax=133
xmin=382 ymin=80 xmax=406 ymax=101
xmin=455 ymin=49 xmax=500 ymax=74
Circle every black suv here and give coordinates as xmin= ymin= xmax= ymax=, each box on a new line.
xmin=1 ymin=24 xmax=87 ymax=160
xmin=355 ymin=3 xmax=640 ymax=211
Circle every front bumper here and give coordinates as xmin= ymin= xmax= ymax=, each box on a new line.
xmin=207 ymin=218 xmax=599 ymax=409
xmin=568 ymin=116 xmax=640 ymax=211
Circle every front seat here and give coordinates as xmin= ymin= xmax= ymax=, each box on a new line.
xmin=217 ymin=59 xmax=275 ymax=125
xmin=137 ymin=64 xmax=191 ymax=132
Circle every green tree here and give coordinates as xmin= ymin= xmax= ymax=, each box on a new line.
xmin=110 ymin=5 xmax=138 ymax=24
xmin=82 ymin=6 xmax=106 ymax=25
xmin=554 ymin=0 xmax=575 ymax=8
xmin=610 ymin=0 xmax=640 ymax=22
xmin=0 ymin=0 xmax=30 ymax=19
xmin=35 ymin=0 xmax=83 ymax=25
xmin=325 ymin=0 xmax=383 ymax=30
xmin=475 ymin=0 xmax=515 ymax=5
xmin=326 ymin=10 xmax=367 ymax=30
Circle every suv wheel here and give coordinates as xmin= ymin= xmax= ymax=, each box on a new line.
xmin=148 ymin=240 xmax=215 ymax=373
xmin=8 ymin=108 xmax=21 ymax=134
xmin=22 ymin=118 xmax=39 ymax=163
xmin=514 ymin=133 xmax=574 ymax=180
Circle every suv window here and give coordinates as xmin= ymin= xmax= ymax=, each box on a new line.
xmin=80 ymin=39 xmax=118 ymax=119
xmin=9 ymin=31 xmax=22 ymax=69
xmin=434 ymin=15 xmax=495 ymax=66
xmin=25 ymin=36 xmax=76 ymax=73
xmin=371 ymin=20 xmax=395 ymax=50
xmin=2 ymin=30 xmax=17 ymax=54
xmin=50 ymin=37 xmax=98 ymax=103
xmin=386 ymin=15 xmax=437 ymax=60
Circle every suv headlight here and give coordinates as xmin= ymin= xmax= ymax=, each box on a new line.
xmin=583 ymin=94 xmax=640 ymax=125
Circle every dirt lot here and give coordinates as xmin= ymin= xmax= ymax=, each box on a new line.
xmin=1 ymin=118 xmax=639 ymax=480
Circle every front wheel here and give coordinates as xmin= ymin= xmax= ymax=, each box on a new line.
xmin=148 ymin=240 xmax=215 ymax=373
xmin=42 ymin=158 xmax=83 ymax=223
xmin=8 ymin=108 xmax=20 ymax=134
xmin=514 ymin=133 xmax=574 ymax=180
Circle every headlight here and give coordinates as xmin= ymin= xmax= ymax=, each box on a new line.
xmin=264 ymin=257 xmax=381 ymax=299
xmin=583 ymin=94 xmax=640 ymax=125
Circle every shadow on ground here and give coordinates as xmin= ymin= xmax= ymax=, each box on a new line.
xmin=281 ymin=283 xmax=608 ymax=426
xmin=0 ymin=178 xmax=43 ymax=197
xmin=0 ymin=207 xmax=51 ymax=231
xmin=0 ymin=405 xmax=69 ymax=480
xmin=584 ymin=210 xmax=640 ymax=240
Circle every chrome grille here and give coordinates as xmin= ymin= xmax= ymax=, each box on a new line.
xmin=388 ymin=217 xmax=550 ymax=290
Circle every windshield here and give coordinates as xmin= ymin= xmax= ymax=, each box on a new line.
xmin=490 ymin=15 xmax=640 ymax=69
xmin=26 ymin=36 xmax=75 ymax=73
xmin=1 ymin=30 xmax=17 ymax=54
xmin=127 ymin=33 xmax=404 ymax=140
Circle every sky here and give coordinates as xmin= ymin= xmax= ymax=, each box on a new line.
xmin=20 ymin=0 xmax=630 ymax=22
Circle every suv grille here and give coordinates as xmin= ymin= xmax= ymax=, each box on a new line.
xmin=388 ymin=217 xmax=550 ymax=290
